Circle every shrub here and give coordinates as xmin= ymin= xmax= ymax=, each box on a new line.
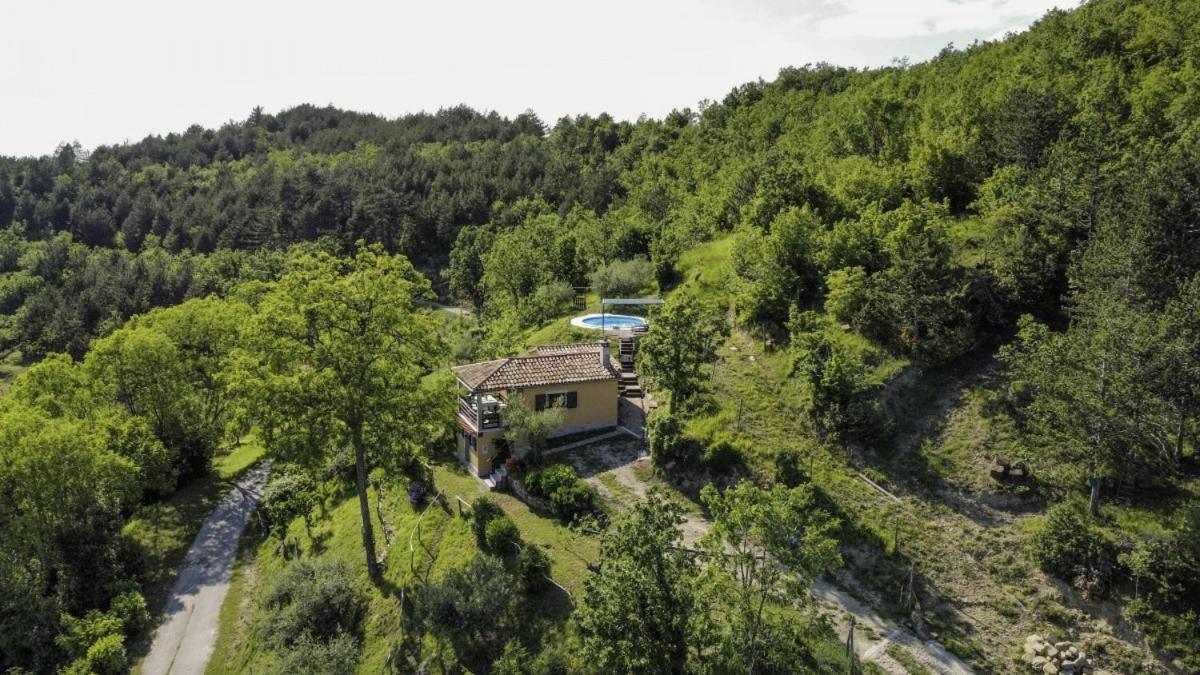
xmin=1028 ymin=498 xmax=1116 ymax=598
xmin=109 ymin=590 xmax=149 ymax=634
xmin=774 ymin=449 xmax=810 ymax=488
xmin=414 ymin=554 xmax=518 ymax=661
xmin=525 ymin=464 xmax=596 ymax=522
xmin=492 ymin=640 xmax=531 ymax=675
xmin=824 ymin=267 xmax=869 ymax=325
xmin=273 ymin=633 xmax=360 ymax=675
xmin=524 ymin=464 xmax=578 ymax=498
xmin=649 ymin=413 xmax=692 ymax=466
xmin=263 ymin=472 xmax=318 ymax=534
xmin=83 ymin=633 xmax=126 ymax=675
xmin=516 ymin=544 xmax=551 ymax=594
xmin=589 ymin=257 xmax=655 ymax=297
xmin=261 ymin=559 xmax=366 ymax=646
xmin=702 ymin=439 xmax=745 ymax=473
xmin=471 ymin=497 xmax=504 ymax=546
xmin=527 ymin=281 xmax=576 ymax=323
xmin=485 ymin=516 xmax=522 ymax=554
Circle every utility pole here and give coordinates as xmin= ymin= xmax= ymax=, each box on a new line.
xmin=845 ymin=615 xmax=859 ymax=675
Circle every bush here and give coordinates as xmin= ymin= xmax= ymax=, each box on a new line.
xmin=263 ymin=472 xmax=318 ymax=533
xmin=774 ymin=449 xmax=810 ymax=488
xmin=492 ymin=640 xmax=531 ymax=675
xmin=527 ymin=280 xmax=576 ymax=324
xmin=649 ymin=413 xmax=692 ymax=466
xmin=261 ymin=559 xmax=366 ymax=646
xmin=523 ymin=464 xmax=577 ymax=498
xmin=83 ymin=633 xmax=126 ymax=675
xmin=824 ymin=266 xmax=869 ymax=325
xmin=471 ymin=497 xmax=504 ymax=546
xmin=109 ymin=590 xmax=149 ymax=634
xmin=589 ymin=257 xmax=655 ymax=297
xmin=525 ymin=464 xmax=596 ymax=522
xmin=485 ymin=516 xmax=522 ymax=554
xmin=702 ymin=439 xmax=745 ymax=473
xmin=273 ymin=633 xmax=360 ymax=675
xmin=516 ymin=544 xmax=551 ymax=594
xmin=1028 ymin=499 xmax=1116 ymax=598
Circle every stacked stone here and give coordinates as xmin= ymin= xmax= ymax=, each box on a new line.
xmin=1023 ymin=635 xmax=1094 ymax=674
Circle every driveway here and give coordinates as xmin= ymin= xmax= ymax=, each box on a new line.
xmin=141 ymin=463 xmax=270 ymax=675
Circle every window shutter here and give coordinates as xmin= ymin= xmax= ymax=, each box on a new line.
xmin=566 ymin=391 xmax=578 ymax=409
xmin=535 ymin=394 xmax=547 ymax=411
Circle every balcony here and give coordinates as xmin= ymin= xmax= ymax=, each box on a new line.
xmin=458 ymin=394 xmax=503 ymax=431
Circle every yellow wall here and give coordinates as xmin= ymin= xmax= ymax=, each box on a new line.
xmin=456 ymin=378 xmax=619 ymax=476
xmin=515 ymin=378 xmax=619 ymax=435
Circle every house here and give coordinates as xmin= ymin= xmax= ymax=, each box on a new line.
xmin=452 ymin=341 xmax=620 ymax=477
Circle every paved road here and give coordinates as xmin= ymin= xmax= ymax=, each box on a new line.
xmin=142 ymin=464 xmax=270 ymax=675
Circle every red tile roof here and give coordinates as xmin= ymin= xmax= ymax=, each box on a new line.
xmin=453 ymin=342 xmax=617 ymax=391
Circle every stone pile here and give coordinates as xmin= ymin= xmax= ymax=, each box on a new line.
xmin=1023 ymin=635 xmax=1094 ymax=674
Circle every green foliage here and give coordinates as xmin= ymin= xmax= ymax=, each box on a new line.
xmin=272 ymin=633 xmax=360 ymax=675
xmin=503 ymin=393 xmax=565 ymax=459
xmin=637 ymin=293 xmax=727 ymax=414
xmin=516 ymin=544 xmax=551 ymax=595
xmin=823 ymin=266 xmax=869 ymax=325
xmin=263 ymin=471 xmax=318 ymax=536
xmin=698 ymin=481 xmax=842 ymax=673
xmin=647 ymin=412 xmax=691 ymax=466
xmin=589 ymin=257 xmax=655 ymax=297
xmin=260 ymin=558 xmax=366 ymax=647
xmin=789 ymin=319 xmax=878 ymax=440
xmin=413 ymin=553 xmax=519 ymax=665
xmin=773 ymin=448 xmax=810 ymax=488
xmin=234 ymin=244 xmax=447 ymax=579
xmin=470 ymin=497 xmax=505 ymax=547
xmin=81 ymin=633 xmax=127 ymax=675
xmin=523 ymin=464 xmax=596 ymax=522
xmin=701 ymin=439 xmax=746 ymax=473
xmin=1028 ymin=499 xmax=1116 ymax=596
xmin=577 ymin=493 xmax=696 ymax=674
xmin=485 ymin=516 xmax=522 ymax=554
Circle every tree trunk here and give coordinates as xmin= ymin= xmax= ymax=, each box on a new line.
xmin=1088 ymin=475 xmax=1102 ymax=517
xmin=352 ymin=429 xmax=381 ymax=582
xmin=1175 ymin=408 xmax=1186 ymax=466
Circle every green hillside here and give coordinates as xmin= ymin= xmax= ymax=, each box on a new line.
xmin=3 ymin=0 xmax=1200 ymax=672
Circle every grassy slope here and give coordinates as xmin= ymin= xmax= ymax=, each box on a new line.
xmin=665 ymin=237 xmax=1189 ymax=673
xmin=205 ymin=460 xmax=598 ymax=674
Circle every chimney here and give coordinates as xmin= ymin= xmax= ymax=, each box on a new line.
xmin=599 ymin=340 xmax=611 ymax=369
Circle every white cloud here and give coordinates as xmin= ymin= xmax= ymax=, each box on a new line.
xmin=805 ymin=0 xmax=1070 ymax=39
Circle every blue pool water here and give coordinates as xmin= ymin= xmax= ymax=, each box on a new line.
xmin=578 ymin=314 xmax=647 ymax=330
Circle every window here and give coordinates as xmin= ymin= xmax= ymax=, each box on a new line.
xmin=535 ymin=391 xmax=578 ymax=411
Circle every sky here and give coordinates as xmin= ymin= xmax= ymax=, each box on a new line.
xmin=0 ymin=0 xmax=1073 ymax=158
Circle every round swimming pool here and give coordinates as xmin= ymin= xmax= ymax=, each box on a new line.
xmin=570 ymin=313 xmax=648 ymax=330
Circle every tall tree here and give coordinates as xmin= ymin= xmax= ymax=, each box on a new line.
xmin=234 ymin=244 xmax=445 ymax=581
xmin=637 ymin=293 xmax=727 ymax=414
xmin=699 ymin=481 xmax=841 ymax=674
xmin=577 ymin=492 xmax=698 ymax=674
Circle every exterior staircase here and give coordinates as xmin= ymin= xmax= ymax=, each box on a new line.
xmin=617 ymin=336 xmax=642 ymax=398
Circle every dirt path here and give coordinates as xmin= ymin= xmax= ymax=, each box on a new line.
xmin=141 ymin=464 xmax=270 ymax=675
xmin=565 ymin=437 xmax=976 ymax=673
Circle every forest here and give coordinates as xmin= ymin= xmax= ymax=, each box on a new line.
xmin=2 ymin=0 xmax=1200 ymax=672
